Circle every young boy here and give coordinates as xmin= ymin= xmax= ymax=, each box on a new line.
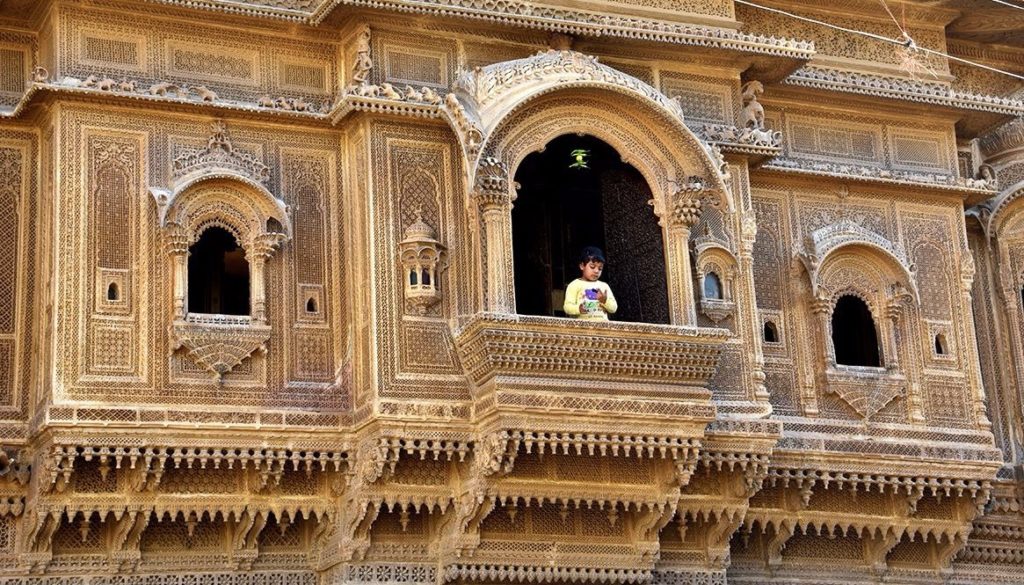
xmin=563 ymin=246 xmax=618 ymax=321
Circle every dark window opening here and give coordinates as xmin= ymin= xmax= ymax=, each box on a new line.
xmin=266 ymin=217 xmax=284 ymax=234
xmin=421 ymin=269 xmax=431 ymax=286
xmin=306 ymin=297 xmax=318 ymax=313
xmin=512 ymin=134 xmax=670 ymax=323
xmin=409 ymin=270 xmax=418 ymax=286
xmin=763 ymin=321 xmax=779 ymax=343
xmin=704 ymin=272 xmax=723 ymax=300
xmin=831 ymin=295 xmax=881 ymax=367
xmin=935 ymin=333 xmax=947 ymax=355
xmin=106 ymin=282 xmax=119 ymax=301
xmin=188 ymin=226 xmax=250 ymax=315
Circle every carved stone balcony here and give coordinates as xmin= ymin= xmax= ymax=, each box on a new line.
xmin=170 ymin=314 xmax=271 ymax=382
xmin=453 ymin=313 xmax=727 ymax=437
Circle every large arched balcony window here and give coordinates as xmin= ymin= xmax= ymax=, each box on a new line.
xmin=154 ymin=176 xmax=291 ymax=380
xmin=511 ymin=134 xmax=670 ymax=324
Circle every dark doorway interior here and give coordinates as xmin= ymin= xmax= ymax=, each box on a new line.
xmin=831 ymin=295 xmax=881 ymax=367
xmin=188 ymin=226 xmax=251 ymax=316
xmin=511 ymin=134 xmax=669 ymax=323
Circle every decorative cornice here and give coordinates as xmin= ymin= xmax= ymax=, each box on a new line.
xmin=785 ymin=65 xmax=1024 ymax=116
xmin=762 ymin=157 xmax=998 ymax=194
xmin=444 ymin=565 xmax=651 ymax=584
xmin=141 ymin=0 xmax=816 ymax=61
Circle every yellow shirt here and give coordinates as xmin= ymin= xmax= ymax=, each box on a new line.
xmin=563 ymin=278 xmax=618 ymax=320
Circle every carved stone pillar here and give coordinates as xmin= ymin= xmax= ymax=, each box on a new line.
xmin=166 ymin=223 xmax=190 ymax=319
xmin=882 ymin=300 xmax=902 ymax=372
xmin=961 ymin=253 xmax=993 ymax=430
xmin=812 ymin=295 xmax=835 ymax=368
xmin=474 ymin=157 xmax=515 ymax=314
xmin=738 ymin=209 xmax=770 ymax=403
xmin=247 ymin=233 xmax=285 ymax=323
xmin=668 ymin=197 xmax=701 ymax=326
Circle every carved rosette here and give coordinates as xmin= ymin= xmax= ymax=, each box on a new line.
xmin=170 ymin=319 xmax=272 ymax=382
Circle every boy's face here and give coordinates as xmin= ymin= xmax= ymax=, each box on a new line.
xmin=580 ymin=260 xmax=604 ymax=282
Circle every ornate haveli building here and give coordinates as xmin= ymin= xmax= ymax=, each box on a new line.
xmin=0 ymin=0 xmax=1023 ymax=583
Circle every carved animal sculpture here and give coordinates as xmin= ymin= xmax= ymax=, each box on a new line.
xmin=257 ymin=95 xmax=275 ymax=108
xmin=31 ymin=66 xmax=48 ymax=82
xmin=739 ymin=80 xmax=765 ymax=129
xmin=354 ymin=84 xmax=378 ymax=98
xmin=118 ymin=78 xmax=137 ymax=92
xmin=291 ymin=97 xmax=308 ymax=111
xmin=421 ymin=87 xmax=442 ymax=105
xmin=149 ymin=82 xmax=181 ymax=96
xmin=379 ymin=83 xmax=401 ymax=99
xmin=82 ymin=74 xmax=100 ymax=88
xmin=193 ymin=86 xmax=218 ymax=102
xmin=95 ymin=77 xmax=117 ymax=91
xmin=275 ymin=97 xmax=293 ymax=111
xmin=404 ymin=85 xmax=424 ymax=102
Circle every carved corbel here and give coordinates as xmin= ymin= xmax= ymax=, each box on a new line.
xmin=232 ymin=510 xmax=268 ymax=570
xmin=21 ymin=508 xmax=60 ymax=573
xmin=862 ymin=530 xmax=899 ymax=576
xmin=704 ymin=510 xmax=744 ymax=569
xmin=110 ymin=509 xmax=150 ymax=572
xmin=436 ymin=480 xmax=495 ymax=560
xmin=764 ymin=522 xmax=793 ymax=571
xmin=339 ymin=498 xmax=380 ymax=562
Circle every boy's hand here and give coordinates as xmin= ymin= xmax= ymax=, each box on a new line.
xmin=596 ymin=289 xmax=607 ymax=303
xmin=579 ymin=303 xmax=587 ymax=314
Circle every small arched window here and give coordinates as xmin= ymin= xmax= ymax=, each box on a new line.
xmin=266 ymin=217 xmax=284 ymax=234
xmin=409 ymin=270 xmax=418 ymax=286
xmin=703 ymin=272 xmax=723 ymax=300
xmin=188 ymin=226 xmax=250 ymax=315
xmin=106 ymin=282 xmax=120 ymax=301
xmin=306 ymin=297 xmax=318 ymax=313
xmin=831 ymin=295 xmax=881 ymax=367
xmin=763 ymin=321 xmax=779 ymax=343
xmin=934 ymin=333 xmax=947 ymax=355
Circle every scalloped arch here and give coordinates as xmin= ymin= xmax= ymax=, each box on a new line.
xmin=151 ymin=171 xmax=292 ymax=240
xmin=449 ymin=49 xmax=728 ymax=198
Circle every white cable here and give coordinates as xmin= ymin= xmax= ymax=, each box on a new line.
xmin=988 ymin=0 xmax=1024 ymax=11
xmin=734 ymin=0 xmax=1024 ymax=83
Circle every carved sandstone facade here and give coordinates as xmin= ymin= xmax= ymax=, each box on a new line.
xmin=0 ymin=0 xmax=1022 ymax=584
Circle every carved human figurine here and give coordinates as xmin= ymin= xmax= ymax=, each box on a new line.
xmin=563 ymin=246 xmax=618 ymax=321
xmin=352 ymin=26 xmax=372 ymax=86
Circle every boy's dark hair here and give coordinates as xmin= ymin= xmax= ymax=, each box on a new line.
xmin=579 ymin=246 xmax=606 ymax=264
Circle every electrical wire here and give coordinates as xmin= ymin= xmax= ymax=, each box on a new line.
xmin=988 ymin=0 xmax=1024 ymax=11
xmin=733 ymin=0 xmax=1024 ymax=83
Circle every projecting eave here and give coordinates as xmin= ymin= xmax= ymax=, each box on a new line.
xmin=781 ymin=66 xmax=1024 ymax=139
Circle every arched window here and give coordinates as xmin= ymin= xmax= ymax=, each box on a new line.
xmin=511 ymin=134 xmax=669 ymax=323
xmin=703 ymin=272 xmax=723 ymax=300
xmin=106 ymin=282 xmax=120 ymax=301
xmin=306 ymin=297 xmax=318 ymax=313
xmin=188 ymin=226 xmax=250 ymax=315
xmin=831 ymin=295 xmax=881 ymax=367
xmin=763 ymin=320 xmax=779 ymax=343
xmin=934 ymin=333 xmax=948 ymax=355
